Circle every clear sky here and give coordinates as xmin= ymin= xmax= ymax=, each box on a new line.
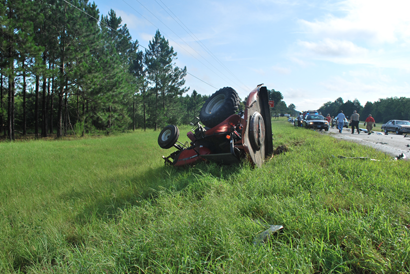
xmin=92 ymin=0 xmax=410 ymax=111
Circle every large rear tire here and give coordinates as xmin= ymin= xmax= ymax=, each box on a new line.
xmin=158 ymin=125 xmax=179 ymax=149
xmin=199 ymin=87 xmax=240 ymax=128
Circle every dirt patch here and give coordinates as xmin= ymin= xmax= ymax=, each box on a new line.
xmin=273 ymin=145 xmax=289 ymax=155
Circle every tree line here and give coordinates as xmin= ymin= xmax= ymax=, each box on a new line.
xmin=0 ymin=0 xmax=211 ymax=141
xmin=318 ymin=97 xmax=410 ymax=123
xmin=266 ymin=89 xmax=297 ymax=116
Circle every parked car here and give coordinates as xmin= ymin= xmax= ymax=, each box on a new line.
xmin=306 ymin=110 xmax=318 ymax=115
xmin=331 ymin=118 xmax=336 ymax=128
xmin=302 ymin=114 xmax=329 ymax=131
xmin=332 ymin=118 xmax=349 ymax=128
xmin=303 ymin=110 xmax=318 ymax=119
xmin=381 ymin=120 xmax=410 ymax=135
xmin=343 ymin=118 xmax=349 ymax=128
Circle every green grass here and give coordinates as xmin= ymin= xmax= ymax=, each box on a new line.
xmin=1 ymin=121 xmax=409 ymax=273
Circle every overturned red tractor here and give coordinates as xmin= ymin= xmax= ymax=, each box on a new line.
xmin=157 ymin=85 xmax=273 ymax=167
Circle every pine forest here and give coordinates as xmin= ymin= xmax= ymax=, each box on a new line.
xmin=0 ymin=0 xmax=211 ymax=140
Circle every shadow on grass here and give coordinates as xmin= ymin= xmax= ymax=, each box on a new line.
xmin=71 ymin=161 xmax=243 ymax=226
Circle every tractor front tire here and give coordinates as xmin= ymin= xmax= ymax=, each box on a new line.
xmin=158 ymin=125 xmax=180 ymax=149
xmin=199 ymin=87 xmax=240 ymax=128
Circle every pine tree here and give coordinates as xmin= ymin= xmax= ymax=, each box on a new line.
xmin=144 ymin=30 xmax=188 ymax=130
xmin=30 ymin=0 xmax=51 ymax=137
xmin=98 ymin=10 xmax=142 ymax=134
xmin=129 ymin=44 xmax=144 ymax=131
xmin=0 ymin=2 xmax=6 ymax=137
xmin=49 ymin=0 xmax=99 ymax=137
xmin=0 ymin=71 xmax=4 ymax=136
xmin=21 ymin=60 xmax=27 ymax=135
xmin=0 ymin=0 xmax=41 ymax=140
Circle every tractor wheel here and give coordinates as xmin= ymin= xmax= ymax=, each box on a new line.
xmin=199 ymin=87 xmax=240 ymax=128
xmin=158 ymin=125 xmax=179 ymax=149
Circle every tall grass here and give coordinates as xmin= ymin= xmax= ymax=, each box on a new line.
xmin=1 ymin=121 xmax=409 ymax=273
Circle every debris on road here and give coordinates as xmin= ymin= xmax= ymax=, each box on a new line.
xmin=394 ymin=153 xmax=407 ymax=160
xmin=329 ymin=127 xmax=409 ymax=160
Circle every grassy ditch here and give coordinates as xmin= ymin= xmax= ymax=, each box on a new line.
xmin=1 ymin=120 xmax=409 ymax=273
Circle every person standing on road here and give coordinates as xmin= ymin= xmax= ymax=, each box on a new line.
xmin=364 ymin=114 xmax=376 ymax=135
xmin=297 ymin=112 xmax=303 ymax=127
xmin=331 ymin=116 xmax=335 ymax=128
xmin=326 ymin=114 xmax=331 ymax=124
xmin=336 ymin=110 xmax=346 ymax=133
xmin=350 ymin=110 xmax=360 ymax=134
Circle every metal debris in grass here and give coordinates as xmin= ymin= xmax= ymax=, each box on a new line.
xmin=333 ymin=155 xmax=380 ymax=161
xmin=253 ymin=225 xmax=284 ymax=246
xmin=333 ymin=153 xmax=407 ymax=161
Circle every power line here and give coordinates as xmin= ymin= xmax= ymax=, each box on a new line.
xmin=123 ymin=0 xmax=249 ymax=93
xmin=187 ymin=72 xmax=216 ymax=89
xmin=154 ymin=0 xmax=251 ymax=91
xmin=62 ymin=0 xmax=100 ymax=22
xmin=61 ymin=0 xmax=217 ymax=90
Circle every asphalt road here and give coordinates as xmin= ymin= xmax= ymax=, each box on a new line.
xmin=325 ymin=126 xmax=410 ymax=159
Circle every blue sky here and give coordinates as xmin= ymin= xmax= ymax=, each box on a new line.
xmin=93 ymin=0 xmax=410 ymax=111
